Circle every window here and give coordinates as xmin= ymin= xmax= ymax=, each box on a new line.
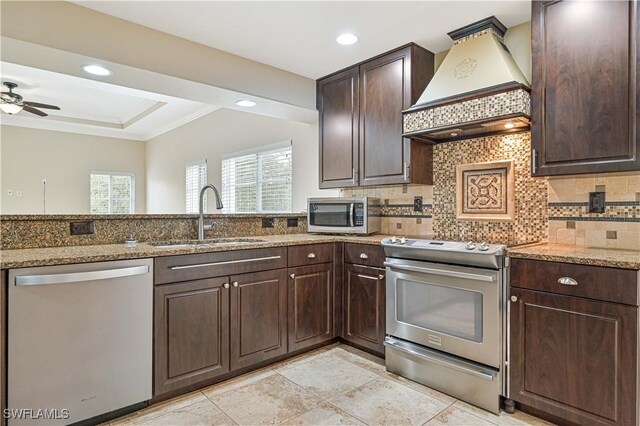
xmin=90 ymin=172 xmax=135 ymax=214
xmin=222 ymin=141 xmax=292 ymax=213
xmin=186 ymin=159 xmax=208 ymax=213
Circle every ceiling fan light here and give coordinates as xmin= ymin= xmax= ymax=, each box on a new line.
xmin=0 ymin=103 xmax=23 ymax=115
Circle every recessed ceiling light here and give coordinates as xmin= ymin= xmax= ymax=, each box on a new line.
xmin=504 ymin=123 xmax=515 ymax=129
xmin=235 ymin=100 xmax=257 ymax=107
xmin=336 ymin=33 xmax=358 ymax=45
xmin=82 ymin=65 xmax=112 ymax=76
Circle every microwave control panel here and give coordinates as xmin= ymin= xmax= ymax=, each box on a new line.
xmin=354 ymin=203 xmax=364 ymax=226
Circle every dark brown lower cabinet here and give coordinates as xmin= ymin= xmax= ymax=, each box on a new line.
xmin=230 ymin=269 xmax=288 ymax=370
xmin=344 ymin=263 xmax=385 ymax=355
xmin=154 ymin=278 xmax=230 ymax=396
xmin=510 ymin=288 xmax=638 ymax=426
xmin=288 ymin=263 xmax=334 ymax=352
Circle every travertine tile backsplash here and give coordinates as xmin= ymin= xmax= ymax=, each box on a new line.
xmin=340 ymin=185 xmax=434 ymax=236
xmin=547 ymin=172 xmax=640 ymax=250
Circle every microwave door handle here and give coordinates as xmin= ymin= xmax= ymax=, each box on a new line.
xmin=349 ymin=203 xmax=355 ymax=227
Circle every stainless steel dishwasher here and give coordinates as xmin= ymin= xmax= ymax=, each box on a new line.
xmin=8 ymin=259 xmax=153 ymax=425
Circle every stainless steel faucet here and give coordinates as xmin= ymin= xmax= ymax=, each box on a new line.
xmin=198 ymin=184 xmax=224 ymax=240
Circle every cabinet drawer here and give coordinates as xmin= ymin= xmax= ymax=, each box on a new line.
xmin=288 ymin=244 xmax=333 ymax=267
xmin=510 ymin=258 xmax=638 ymax=305
xmin=155 ymin=247 xmax=287 ymax=285
xmin=345 ymin=243 xmax=384 ymax=268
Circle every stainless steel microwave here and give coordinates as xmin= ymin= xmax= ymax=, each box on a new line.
xmin=307 ymin=197 xmax=380 ymax=235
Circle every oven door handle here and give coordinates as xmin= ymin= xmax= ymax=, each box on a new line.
xmin=384 ymin=338 xmax=496 ymax=381
xmin=384 ymin=262 xmax=494 ymax=282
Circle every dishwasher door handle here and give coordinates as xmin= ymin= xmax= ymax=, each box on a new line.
xmin=384 ymin=262 xmax=494 ymax=282
xmin=15 ymin=265 xmax=150 ymax=286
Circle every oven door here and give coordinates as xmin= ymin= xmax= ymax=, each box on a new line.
xmin=385 ymin=258 xmax=500 ymax=368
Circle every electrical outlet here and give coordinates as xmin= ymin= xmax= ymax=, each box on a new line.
xmin=413 ymin=196 xmax=423 ymax=211
xmin=70 ymin=221 xmax=95 ymax=236
xmin=287 ymin=218 xmax=299 ymax=227
xmin=262 ymin=217 xmax=275 ymax=228
xmin=589 ymin=192 xmax=605 ymax=213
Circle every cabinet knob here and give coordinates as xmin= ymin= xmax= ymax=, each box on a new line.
xmin=223 ymin=283 xmax=230 ymax=289
xmin=359 ymin=253 xmax=369 ymax=259
xmin=307 ymin=253 xmax=316 ymax=259
xmin=558 ymin=277 xmax=578 ymax=286
xmin=510 ymin=296 xmax=518 ymax=302
xmin=378 ymin=274 xmax=385 ymax=280
xmin=232 ymin=281 xmax=239 ymax=287
xmin=290 ymin=274 xmax=295 ymax=279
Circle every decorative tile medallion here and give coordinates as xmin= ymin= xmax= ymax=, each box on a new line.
xmin=456 ymin=160 xmax=515 ymax=221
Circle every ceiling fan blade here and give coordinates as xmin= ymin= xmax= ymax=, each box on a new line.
xmin=22 ymin=101 xmax=60 ymax=110
xmin=22 ymin=106 xmax=48 ymax=117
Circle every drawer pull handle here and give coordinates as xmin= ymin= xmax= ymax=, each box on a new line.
xmin=290 ymin=274 xmax=295 ymax=279
xmin=558 ymin=277 xmax=578 ymax=286
xmin=232 ymin=281 xmax=239 ymax=287
xmin=307 ymin=253 xmax=316 ymax=259
xmin=359 ymin=253 xmax=369 ymax=259
xmin=223 ymin=283 xmax=230 ymax=289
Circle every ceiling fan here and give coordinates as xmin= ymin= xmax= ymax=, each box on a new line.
xmin=0 ymin=82 xmax=60 ymax=117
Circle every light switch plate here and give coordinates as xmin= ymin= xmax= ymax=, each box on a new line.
xmin=589 ymin=192 xmax=605 ymax=214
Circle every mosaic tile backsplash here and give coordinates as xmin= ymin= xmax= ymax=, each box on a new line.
xmin=433 ymin=132 xmax=547 ymax=245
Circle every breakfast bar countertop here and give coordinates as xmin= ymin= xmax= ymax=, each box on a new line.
xmin=507 ymin=243 xmax=640 ymax=270
xmin=0 ymin=234 xmax=392 ymax=269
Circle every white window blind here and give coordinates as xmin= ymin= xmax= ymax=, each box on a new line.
xmin=222 ymin=141 xmax=292 ymax=213
xmin=186 ymin=160 xmax=208 ymax=214
xmin=90 ymin=172 xmax=135 ymax=214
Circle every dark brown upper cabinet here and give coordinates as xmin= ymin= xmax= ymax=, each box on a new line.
xmin=531 ymin=0 xmax=640 ymax=176
xmin=318 ymin=67 xmax=360 ymax=188
xmin=318 ymin=44 xmax=435 ymax=188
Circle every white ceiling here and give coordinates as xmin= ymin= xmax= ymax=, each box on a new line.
xmin=74 ymin=1 xmax=532 ymax=79
xmin=0 ymin=62 xmax=219 ymax=141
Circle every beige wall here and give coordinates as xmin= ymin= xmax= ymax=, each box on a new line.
xmin=145 ymin=108 xmax=338 ymax=213
xmin=0 ymin=126 xmax=146 ymax=214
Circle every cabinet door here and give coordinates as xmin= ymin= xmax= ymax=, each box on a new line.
xmin=288 ymin=263 xmax=334 ymax=352
xmin=344 ymin=264 xmax=386 ymax=355
xmin=317 ymin=67 xmax=359 ymax=188
xmin=154 ymin=278 xmax=230 ymax=396
xmin=230 ymin=269 xmax=288 ymax=370
xmin=531 ymin=0 xmax=640 ymax=175
xmin=359 ymin=47 xmax=415 ymax=186
xmin=510 ymin=288 xmax=638 ymax=425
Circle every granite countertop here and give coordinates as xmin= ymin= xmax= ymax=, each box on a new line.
xmin=507 ymin=243 xmax=640 ymax=270
xmin=0 ymin=234 xmax=392 ymax=269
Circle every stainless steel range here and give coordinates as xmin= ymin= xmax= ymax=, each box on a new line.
xmin=382 ymin=237 xmax=507 ymax=414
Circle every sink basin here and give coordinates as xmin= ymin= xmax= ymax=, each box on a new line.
xmin=149 ymin=238 xmax=266 ymax=249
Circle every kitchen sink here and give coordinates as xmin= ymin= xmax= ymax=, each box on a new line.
xmin=149 ymin=238 xmax=266 ymax=249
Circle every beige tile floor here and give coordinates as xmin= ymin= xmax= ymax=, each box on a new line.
xmin=109 ymin=344 xmax=552 ymax=426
